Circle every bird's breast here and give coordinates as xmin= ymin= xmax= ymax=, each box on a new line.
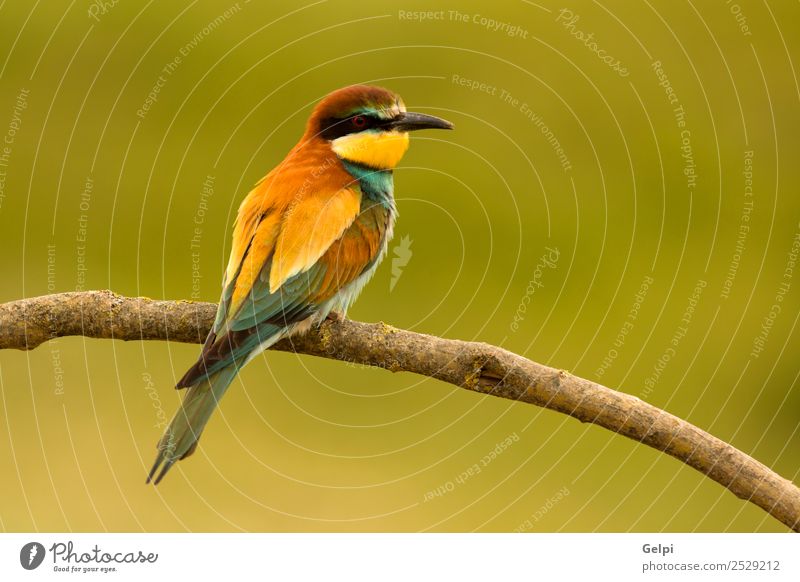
xmin=322 ymin=202 xmax=396 ymax=316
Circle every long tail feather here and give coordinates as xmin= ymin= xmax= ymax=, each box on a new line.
xmin=147 ymin=366 xmax=238 ymax=484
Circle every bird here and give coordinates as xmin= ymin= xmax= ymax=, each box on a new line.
xmin=147 ymin=84 xmax=453 ymax=484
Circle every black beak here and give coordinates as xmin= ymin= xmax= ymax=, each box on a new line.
xmin=388 ymin=111 xmax=454 ymax=132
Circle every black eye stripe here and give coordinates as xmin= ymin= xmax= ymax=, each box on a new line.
xmin=319 ymin=114 xmax=389 ymax=140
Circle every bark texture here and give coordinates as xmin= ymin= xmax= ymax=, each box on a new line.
xmin=1 ymin=290 xmax=798 ymax=532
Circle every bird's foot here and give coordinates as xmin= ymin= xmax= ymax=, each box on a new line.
xmin=325 ymin=310 xmax=344 ymax=323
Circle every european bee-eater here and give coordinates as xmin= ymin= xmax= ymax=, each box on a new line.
xmin=148 ymin=85 xmax=453 ymax=484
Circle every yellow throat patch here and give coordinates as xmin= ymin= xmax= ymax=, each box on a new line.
xmin=331 ymin=131 xmax=410 ymax=169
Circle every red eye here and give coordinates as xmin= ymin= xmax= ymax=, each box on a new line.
xmin=352 ymin=115 xmax=366 ymax=128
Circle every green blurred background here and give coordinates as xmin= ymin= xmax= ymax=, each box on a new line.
xmin=0 ymin=0 xmax=798 ymax=532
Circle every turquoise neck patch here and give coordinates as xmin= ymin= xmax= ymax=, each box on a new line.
xmin=340 ymin=159 xmax=395 ymax=209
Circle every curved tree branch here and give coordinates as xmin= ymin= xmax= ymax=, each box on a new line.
xmin=1 ymin=290 xmax=798 ymax=532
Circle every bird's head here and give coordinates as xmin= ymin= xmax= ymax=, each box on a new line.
xmin=306 ymin=84 xmax=453 ymax=170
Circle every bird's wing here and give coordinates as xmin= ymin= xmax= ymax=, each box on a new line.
xmin=176 ymin=179 xmax=371 ymax=388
